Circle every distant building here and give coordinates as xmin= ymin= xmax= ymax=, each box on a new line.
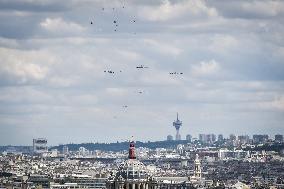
xmin=79 ymin=147 xmax=89 ymax=156
xmin=167 ymin=135 xmax=173 ymax=141
xmin=218 ymin=134 xmax=224 ymax=141
xmin=188 ymin=155 xmax=214 ymax=187
xmin=173 ymin=113 xmax=182 ymax=141
xmin=238 ymin=135 xmax=250 ymax=145
xmin=199 ymin=134 xmax=216 ymax=144
xmin=275 ymin=134 xmax=283 ymax=142
xmin=253 ymin=135 xmax=269 ymax=143
xmin=194 ymin=154 xmax=202 ymax=179
xmin=33 ymin=138 xmax=48 ymax=154
xmin=207 ymin=134 xmax=216 ymax=144
xmin=218 ymin=149 xmax=248 ymax=160
xmin=229 ymin=134 xmax=237 ymax=141
xmin=186 ymin=134 xmax=192 ymax=142
xmin=199 ymin=134 xmax=206 ymax=143
xmin=62 ymin=145 xmax=69 ymax=154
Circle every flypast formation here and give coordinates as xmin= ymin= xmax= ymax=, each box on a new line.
xmin=89 ymin=3 xmax=185 ymax=115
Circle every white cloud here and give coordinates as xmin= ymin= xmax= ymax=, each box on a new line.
xmin=48 ymin=76 xmax=78 ymax=87
xmin=106 ymin=88 xmax=128 ymax=96
xmin=257 ymin=96 xmax=284 ymax=111
xmin=143 ymin=39 xmax=182 ymax=56
xmin=0 ymin=48 xmax=50 ymax=84
xmin=40 ymin=17 xmax=86 ymax=34
xmin=191 ymin=59 xmax=220 ymax=77
xmin=115 ymin=49 xmax=141 ymax=61
xmin=138 ymin=0 xmax=218 ymax=22
xmin=240 ymin=1 xmax=284 ymax=18
xmin=209 ymin=35 xmax=239 ymax=54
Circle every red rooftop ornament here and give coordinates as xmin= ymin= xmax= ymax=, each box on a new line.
xmin=128 ymin=140 xmax=136 ymax=159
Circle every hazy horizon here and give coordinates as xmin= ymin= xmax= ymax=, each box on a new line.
xmin=0 ymin=0 xmax=284 ymax=146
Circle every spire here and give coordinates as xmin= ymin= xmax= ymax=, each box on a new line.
xmin=128 ymin=137 xmax=136 ymax=159
xmin=177 ymin=112 xmax=179 ymax=121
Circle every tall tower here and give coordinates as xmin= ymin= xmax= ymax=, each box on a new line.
xmin=173 ymin=113 xmax=182 ymax=140
xmin=194 ymin=154 xmax=202 ymax=179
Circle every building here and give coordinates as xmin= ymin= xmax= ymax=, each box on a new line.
xmin=173 ymin=113 xmax=182 ymax=141
xmin=106 ymin=141 xmax=195 ymax=189
xmin=199 ymin=134 xmax=206 ymax=143
xmin=218 ymin=149 xmax=248 ymax=160
xmin=188 ymin=154 xmax=214 ymax=188
xmin=238 ymin=135 xmax=250 ymax=145
xmin=32 ymin=138 xmax=48 ymax=154
xmin=193 ymin=154 xmax=201 ymax=179
xmin=218 ymin=134 xmax=224 ymax=141
xmin=253 ymin=135 xmax=269 ymax=143
xmin=199 ymin=134 xmax=216 ymax=144
xmin=63 ymin=145 xmax=69 ymax=155
xmin=229 ymin=134 xmax=237 ymax=141
xmin=275 ymin=134 xmax=283 ymax=143
xmin=167 ymin=135 xmax=173 ymax=141
xmin=206 ymin=134 xmax=216 ymax=144
xmin=106 ymin=141 xmax=153 ymax=189
xmin=186 ymin=134 xmax=192 ymax=142
xmin=79 ymin=146 xmax=89 ymax=156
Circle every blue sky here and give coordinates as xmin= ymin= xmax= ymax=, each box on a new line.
xmin=0 ymin=0 xmax=284 ymax=145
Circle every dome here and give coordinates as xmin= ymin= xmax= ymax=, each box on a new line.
xmin=115 ymin=141 xmax=150 ymax=180
xmin=117 ymin=159 xmax=149 ymax=180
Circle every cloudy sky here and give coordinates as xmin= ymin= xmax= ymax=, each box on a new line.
xmin=0 ymin=0 xmax=284 ymax=145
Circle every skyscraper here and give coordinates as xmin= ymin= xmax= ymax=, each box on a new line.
xmin=275 ymin=134 xmax=283 ymax=142
xmin=173 ymin=113 xmax=182 ymax=140
xmin=186 ymin=134 xmax=192 ymax=142
xmin=218 ymin=134 xmax=224 ymax=141
xmin=167 ymin=135 xmax=173 ymax=141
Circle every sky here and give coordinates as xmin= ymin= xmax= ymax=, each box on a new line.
xmin=0 ymin=0 xmax=284 ymax=145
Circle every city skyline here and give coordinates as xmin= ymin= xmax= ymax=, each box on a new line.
xmin=0 ymin=0 xmax=284 ymax=145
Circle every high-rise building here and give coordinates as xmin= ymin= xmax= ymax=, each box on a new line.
xmin=238 ymin=135 xmax=250 ymax=145
xmin=186 ymin=134 xmax=192 ymax=142
xmin=218 ymin=134 xmax=224 ymax=141
xmin=173 ymin=113 xmax=182 ymax=140
xmin=212 ymin=134 xmax=216 ymax=142
xmin=229 ymin=134 xmax=237 ymax=141
xmin=199 ymin=134 xmax=216 ymax=144
xmin=33 ymin=138 xmax=48 ymax=154
xmin=206 ymin=134 xmax=216 ymax=143
xmin=275 ymin=134 xmax=283 ymax=142
xmin=253 ymin=135 xmax=269 ymax=143
xmin=167 ymin=135 xmax=173 ymax=141
xmin=199 ymin=134 xmax=207 ymax=143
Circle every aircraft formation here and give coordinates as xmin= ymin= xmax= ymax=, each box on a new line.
xmin=90 ymin=4 xmax=136 ymax=33
xmin=89 ymin=3 xmax=184 ymax=115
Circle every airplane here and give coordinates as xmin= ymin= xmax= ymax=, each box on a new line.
xmin=104 ymin=70 xmax=115 ymax=74
xmin=169 ymin=72 xmax=183 ymax=75
xmin=136 ymin=65 xmax=149 ymax=69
